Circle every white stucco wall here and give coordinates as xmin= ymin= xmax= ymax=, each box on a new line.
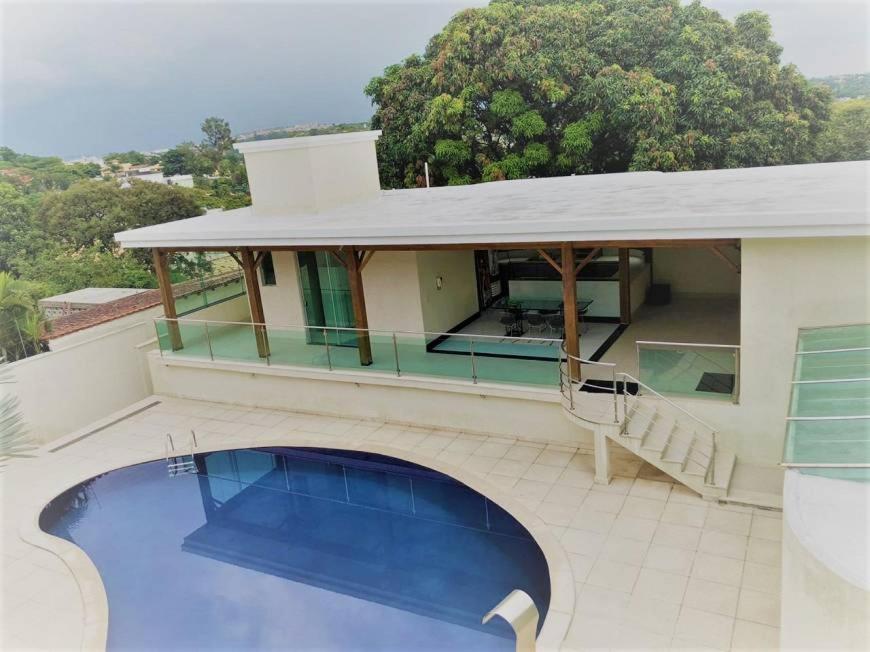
xmin=241 ymin=137 xmax=381 ymax=215
xmin=416 ymin=250 xmax=478 ymax=335
xmin=148 ymin=353 xmax=592 ymax=446
xmin=260 ymin=251 xmax=306 ymax=327
xmin=362 ymin=252 xmax=426 ymax=333
xmin=652 ymin=246 xmax=741 ymax=297
xmin=13 ymin=295 xmax=250 ymax=443
xmin=781 ymin=470 xmax=870 ymax=650
xmin=6 ymin=323 xmax=155 ymax=444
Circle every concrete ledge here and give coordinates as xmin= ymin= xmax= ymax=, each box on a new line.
xmin=149 ymin=352 xmax=593 ymax=446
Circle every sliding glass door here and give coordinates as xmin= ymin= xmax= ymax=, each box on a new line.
xmin=298 ymin=251 xmax=357 ymax=346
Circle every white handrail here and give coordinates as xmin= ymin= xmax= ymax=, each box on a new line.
xmin=619 ymin=372 xmax=718 ymax=434
xmin=636 ymin=340 xmax=740 ymax=350
xmin=154 ymin=317 xmax=564 ymax=344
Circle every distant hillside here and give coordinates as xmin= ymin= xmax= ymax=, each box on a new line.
xmin=811 ymin=72 xmax=870 ymax=99
xmin=235 ymin=122 xmax=370 ymax=143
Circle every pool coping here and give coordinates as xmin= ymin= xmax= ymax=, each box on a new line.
xmin=20 ymin=426 xmax=575 ymax=651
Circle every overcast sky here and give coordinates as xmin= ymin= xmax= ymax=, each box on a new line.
xmin=2 ymin=0 xmax=867 ymax=158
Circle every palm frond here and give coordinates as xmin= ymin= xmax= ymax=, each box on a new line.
xmin=0 ymin=364 xmax=33 ymax=469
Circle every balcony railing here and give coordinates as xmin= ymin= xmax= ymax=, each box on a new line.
xmin=154 ymin=318 xmax=564 ymax=388
xmin=636 ymin=340 xmax=741 ymax=403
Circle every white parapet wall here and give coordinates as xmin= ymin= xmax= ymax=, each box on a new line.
xmin=7 ymin=295 xmax=250 ymax=444
xmin=147 ymin=352 xmax=594 ymax=447
xmin=781 ymin=470 xmax=870 ymax=649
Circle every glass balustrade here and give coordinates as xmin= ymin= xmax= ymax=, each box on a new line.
xmin=637 ymin=341 xmax=740 ymax=402
xmin=154 ymin=318 xmax=562 ymax=387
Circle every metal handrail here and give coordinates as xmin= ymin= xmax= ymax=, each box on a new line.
xmin=635 ymin=340 xmax=741 ymax=349
xmin=795 ymin=346 xmax=870 ymax=355
xmin=618 ymin=372 xmax=718 ymax=434
xmin=154 ymin=316 xmax=564 ymax=344
xmin=620 ymin=371 xmax=717 ymax=484
xmin=558 ymin=343 xmax=619 ymax=422
xmin=153 ymin=316 xmax=563 ymax=388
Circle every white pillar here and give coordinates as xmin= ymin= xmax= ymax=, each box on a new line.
xmin=593 ymin=429 xmax=612 ymax=485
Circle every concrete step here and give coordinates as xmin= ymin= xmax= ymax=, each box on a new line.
xmin=625 ymin=407 xmax=656 ymax=440
xmin=662 ymin=430 xmax=694 ymax=467
xmin=641 ymin=416 xmax=676 ymax=453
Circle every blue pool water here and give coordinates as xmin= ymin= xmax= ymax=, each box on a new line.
xmin=41 ymin=448 xmax=551 ymax=651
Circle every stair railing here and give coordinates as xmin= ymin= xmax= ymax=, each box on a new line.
xmin=558 ymin=343 xmax=619 ymax=423
xmin=618 ymin=372 xmax=719 ymax=485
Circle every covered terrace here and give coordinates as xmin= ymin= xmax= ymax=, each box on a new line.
xmin=115 ymin=143 xmax=865 ymax=398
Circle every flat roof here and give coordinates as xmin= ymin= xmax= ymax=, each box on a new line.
xmin=115 ymin=161 xmax=869 ymax=249
xmin=39 ymin=287 xmax=149 ymax=305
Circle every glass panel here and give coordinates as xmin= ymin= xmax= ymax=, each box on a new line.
xmin=795 ymin=348 xmax=870 ymax=381
xmin=784 ymin=418 xmax=870 ymax=466
xmin=326 ymin=329 xmax=399 ymax=374
xmin=393 ymin=332 xmax=474 ymax=382
xmin=207 ymin=321 xmax=263 ymax=364
xmin=470 ymin=336 xmax=561 ymax=386
xmin=264 ymin=325 xmax=331 ymax=369
xmin=638 ymin=344 xmax=737 ymax=401
xmin=797 ymin=324 xmax=870 ymax=352
xmin=298 ymin=251 xmax=356 ymax=347
xmin=790 ymin=380 xmax=870 ymax=418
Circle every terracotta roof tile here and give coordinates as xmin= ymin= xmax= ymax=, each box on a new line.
xmin=46 ymin=271 xmax=243 ymax=340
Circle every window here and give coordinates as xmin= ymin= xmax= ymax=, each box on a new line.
xmin=260 ymin=252 xmax=277 ymax=286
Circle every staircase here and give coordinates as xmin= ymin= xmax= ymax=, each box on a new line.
xmin=559 ymin=361 xmax=736 ymax=499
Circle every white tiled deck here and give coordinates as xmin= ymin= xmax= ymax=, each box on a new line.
xmin=1 ymin=397 xmax=782 ymax=651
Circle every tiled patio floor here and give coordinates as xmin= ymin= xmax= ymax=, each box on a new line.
xmin=1 ymin=397 xmax=782 ymax=650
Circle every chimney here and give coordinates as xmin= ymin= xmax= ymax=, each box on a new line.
xmin=234 ymin=130 xmax=382 ymax=215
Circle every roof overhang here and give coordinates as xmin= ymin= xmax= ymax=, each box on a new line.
xmin=115 ymin=161 xmax=870 ymax=251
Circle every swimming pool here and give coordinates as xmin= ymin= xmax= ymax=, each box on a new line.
xmin=40 ymin=447 xmax=551 ymax=650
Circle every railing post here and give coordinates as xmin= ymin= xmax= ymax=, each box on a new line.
xmin=203 ymin=321 xmax=214 ymax=361
xmin=612 ymin=366 xmax=619 ymax=423
xmin=732 ymin=348 xmax=740 ymax=404
xmin=470 ymin=338 xmax=478 ymax=384
xmin=323 ymin=328 xmax=332 ymax=370
xmin=569 ymin=358 xmax=574 ymax=410
xmin=154 ymin=319 xmax=164 ymax=358
xmin=392 ymin=332 xmax=401 ymax=377
xmin=622 ymin=376 xmax=628 ymax=416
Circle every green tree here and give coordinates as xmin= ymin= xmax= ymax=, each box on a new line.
xmin=366 ymin=0 xmax=831 ymax=187
xmin=0 ymin=272 xmax=44 ymax=361
xmin=12 ymin=244 xmax=156 ymax=295
xmin=34 ymin=178 xmax=203 ymax=254
xmin=161 ymin=142 xmax=213 ymax=176
xmin=200 ymin=117 xmax=234 ymax=169
xmin=816 ymin=98 xmax=870 ymax=162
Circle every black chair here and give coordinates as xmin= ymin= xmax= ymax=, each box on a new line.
xmin=500 ymin=313 xmax=519 ymax=336
xmin=547 ymin=314 xmax=564 ymax=337
xmin=526 ymin=312 xmax=546 ymax=335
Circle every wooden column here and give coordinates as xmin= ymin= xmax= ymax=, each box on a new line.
xmin=561 ymin=244 xmax=580 ymax=379
xmin=619 ymin=248 xmax=631 ymax=325
xmin=240 ymin=248 xmax=270 ymax=358
xmin=346 ymin=247 xmax=373 ymax=366
xmin=153 ymin=249 xmax=182 ymax=351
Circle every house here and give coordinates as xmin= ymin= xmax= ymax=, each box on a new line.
xmin=3 ymin=131 xmax=866 ymax=650
xmin=113 ymin=131 xmax=869 ymax=648
xmin=38 ymin=287 xmax=150 ymax=319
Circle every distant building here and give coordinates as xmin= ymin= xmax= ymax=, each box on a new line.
xmin=38 ymin=288 xmax=150 ymax=319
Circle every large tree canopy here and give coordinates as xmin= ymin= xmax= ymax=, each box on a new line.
xmin=365 ymin=0 xmax=832 ymax=188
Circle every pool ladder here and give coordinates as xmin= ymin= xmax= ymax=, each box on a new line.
xmin=165 ymin=430 xmax=198 ymax=476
